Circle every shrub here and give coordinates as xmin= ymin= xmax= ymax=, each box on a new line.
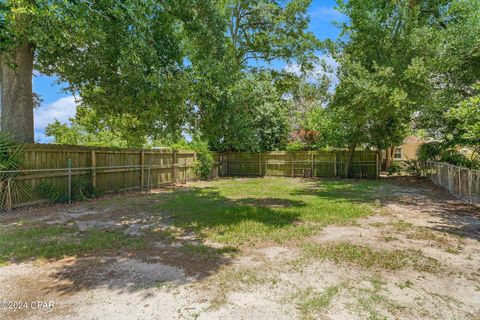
xmin=418 ymin=142 xmax=479 ymax=169
xmin=286 ymin=141 xmax=306 ymax=153
xmin=404 ymin=159 xmax=428 ymax=176
xmin=71 ymin=177 xmax=97 ymax=201
xmin=193 ymin=153 xmax=214 ymax=180
xmin=387 ymin=162 xmax=402 ymax=176
xmin=417 ymin=142 xmax=444 ymax=162
xmin=35 ymin=181 xmax=68 ymax=203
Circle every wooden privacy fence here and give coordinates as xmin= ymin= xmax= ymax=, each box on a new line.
xmin=212 ymin=151 xmax=379 ymax=179
xmin=20 ymin=144 xmax=198 ymax=193
xmin=0 ymin=145 xmax=378 ymax=211
xmin=0 ymin=144 xmax=198 ymax=211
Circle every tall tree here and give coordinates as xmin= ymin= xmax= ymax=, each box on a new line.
xmin=0 ymin=0 xmax=223 ymax=142
xmin=224 ymin=0 xmax=318 ymax=69
xmin=190 ymin=0 xmax=319 ymax=151
xmin=327 ymin=0 xmax=451 ymax=175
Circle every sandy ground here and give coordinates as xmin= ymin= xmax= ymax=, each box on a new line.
xmin=1 ymin=177 xmax=479 ymax=320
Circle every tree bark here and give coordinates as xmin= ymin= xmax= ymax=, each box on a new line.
xmin=0 ymin=42 xmax=35 ymax=143
xmin=344 ymin=143 xmax=356 ymax=178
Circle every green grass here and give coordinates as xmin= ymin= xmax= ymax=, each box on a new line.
xmin=0 ymin=225 xmax=144 ymax=264
xmin=293 ymin=285 xmax=340 ymax=320
xmin=302 ymin=242 xmax=440 ymax=272
xmin=0 ymin=177 xmax=385 ymax=263
xmin=156 ymin=177 xmax=382 ymax=245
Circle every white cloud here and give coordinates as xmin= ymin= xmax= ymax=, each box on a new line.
xmin=34 ymin=96 xmax=78 ymax=131
xmin=310 ymin=6 xmax=346 ymax=22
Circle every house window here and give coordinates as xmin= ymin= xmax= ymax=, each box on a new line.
xmin=394 ymin=147 xmax=403 ymax=160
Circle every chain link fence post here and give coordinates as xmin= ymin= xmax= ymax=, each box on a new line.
xmin=67 ymin=158 xmax=72 ymax=205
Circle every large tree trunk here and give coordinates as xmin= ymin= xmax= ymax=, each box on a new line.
xmin=0 ymin=42 xmax=35 ymax=143
xmin=344 ymin=143 xmax=356 ymax=178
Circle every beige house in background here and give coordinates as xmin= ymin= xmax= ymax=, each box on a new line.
xmin=392 ymin=136 xmax=424 ymax=161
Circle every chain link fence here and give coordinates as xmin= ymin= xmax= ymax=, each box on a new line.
xmin=0 ymin=164 xmax=195 ymax=213
xmin=427 ymin=161 xmax=480 ymax=205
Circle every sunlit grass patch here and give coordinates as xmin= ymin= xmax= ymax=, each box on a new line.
xmin=157 ymin=177 xmax=382 ymax=246
xmin=0 ymin=225 xmax=144 ymax=264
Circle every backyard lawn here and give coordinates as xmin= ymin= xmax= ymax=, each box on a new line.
xmin=1 ymin=177 xmax=479 ymax=320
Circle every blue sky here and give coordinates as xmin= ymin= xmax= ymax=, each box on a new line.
xmin=33 ymin=0 xmax=344 ymax=143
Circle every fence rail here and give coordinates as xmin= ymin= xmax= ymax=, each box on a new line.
xmin=427 ymin=161 xmax=480 ymax=205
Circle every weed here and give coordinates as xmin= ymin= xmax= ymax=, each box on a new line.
xmin=292 ymin=285 xmax=340 ymax=320
xmin=398 ymin=280 xmax=414 ymax=289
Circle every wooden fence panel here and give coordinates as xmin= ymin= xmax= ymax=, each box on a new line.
xmin=217 ymin=151 xmax=378 ymax=179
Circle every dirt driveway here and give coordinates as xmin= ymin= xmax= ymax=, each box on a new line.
xmin=0 ymin=177 xmax=479 ymax=320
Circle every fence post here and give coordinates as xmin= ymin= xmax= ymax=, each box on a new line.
xmin=291 ymin=154 xmax=294 ymax=177
xmin=310 ymin=153 xmax=314 ymax=177
xmin=91 ymin=150 xmax=96 ymax=190
xmin=447 ymin=165 xmax=452 ymax=192
xmin=258 ymin=153 xmax=262 ymax=176
xmin=67 ymin=158 xmax=72 ymax=205
xmin=468 ymin=170 xmax=472 ymax=204
xmin=5 ymin=178 xmax=12 ymax=212
xmin=172 ymin=150 xmax=177 ymax=183
xmin=437 ymin=163 xmax=441 ymax=185
xmin=333 ymin=153 xmax=337 ymax=177
xmin=225 ymin=153 xmax=229 ymax=176
xmin=140 ymin=150 xmax=145 ymax=190
xmin=147 ymin=165 xmax=151 ymax=190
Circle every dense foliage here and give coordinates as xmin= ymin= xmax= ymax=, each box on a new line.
xmin=2 ymin=0 xmax=479 ymax=171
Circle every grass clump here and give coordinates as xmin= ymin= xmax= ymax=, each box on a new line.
xmin=303 ymin=242 xmax=440 ymax=272
xmin=293 ymin=285 xmax=340 ymax=320
xmin=0 ymin=225 xmax=144 ymax=264
xmin=351 ymin=276 xmax=405 ymax=320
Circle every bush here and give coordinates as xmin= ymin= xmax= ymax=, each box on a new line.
xmin=417 ymin=142 xmax=479 ymax=169
xmin=72 ymin=177 xmax=97 ymax=201
xmin=193 ymin=153 xmax=214 ymax=180
xmin=387 ymin=162 xmax=402 ymax=176
xmin=286 ymin=141 xmax=306 ymax=153
xmin=35 ymin=177 xmax=96 ymax=203
xmin=417 ymin=142 xmax=444 ymax=162
xmin=35 ymin=181 xmax=68 ymax=203
xmin=404 ymin=159 xmax=428 ymax=176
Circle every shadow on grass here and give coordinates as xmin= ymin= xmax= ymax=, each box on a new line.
xmin=159 ymin=187 xmax=305 ymax=236
xmin=0 ymin=185 xmax=307 ymax=295
xmin=289 ymin=178 xmax=381 ymax=204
